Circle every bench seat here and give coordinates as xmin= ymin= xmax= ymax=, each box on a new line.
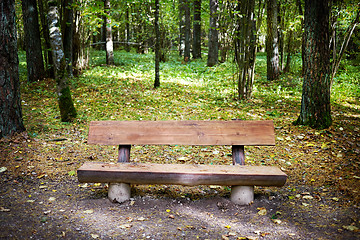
xmin=78 ymin=162 xmax=287 ymax=186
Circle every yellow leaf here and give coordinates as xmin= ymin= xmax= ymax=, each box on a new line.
xmin=166 ymin=209 xmax=171 ymax=213
xmin=257 ymin=207 xmax=267 ymax=215
xmin=224 ymin=225 xmax=231 ymax=229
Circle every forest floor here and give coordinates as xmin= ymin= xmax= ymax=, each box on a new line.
xmin=1 ymin=51 xmax=360 ymax=239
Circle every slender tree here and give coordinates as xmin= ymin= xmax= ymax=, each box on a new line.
xmin=104 ymin=0 xmax=114 ymax=65
xmin=266 ymin=0 xmax=280 ymax=80
xmin=179 ymin=0 xmax=185 ymax=56
xmin=184 ymin=0 xmax=191 ymax=62
xmin=207 ymin=0 xmax=219 ymax=67
xmin=62 ymin=0 xmax=74 ymax=76
xmin=192 ymin=0 xmax=202 ymax=59
xmin=0 ymin=0 xmax=26 ymax=138
xmin=154 ymin=0 xmax=160 ymax=88
xmin=48 ymin=1 xmax=77 ymax=122
xmin=294 ymin=0 xmax=332 ymax=129
xmin=234 ymin=0 xmax=257 ymax=100
xmin=21 ymin=0 xmax=45 ymax=82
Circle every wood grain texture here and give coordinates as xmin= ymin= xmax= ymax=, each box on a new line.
xmin=87 ymin=120 xmax=275 ymax=146
xmin=77 ymin=162 xmax=287 ymax=186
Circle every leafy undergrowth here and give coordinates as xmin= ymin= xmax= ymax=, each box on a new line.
xmin=1 ymin=50 xmax=360 ymax=206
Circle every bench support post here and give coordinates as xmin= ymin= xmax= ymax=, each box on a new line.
xmin=108 ymin=145 xmax=132 ymax=203
xmin=231 ymin=145 xmax=254 ymax=205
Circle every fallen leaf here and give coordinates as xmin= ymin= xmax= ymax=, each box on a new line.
xmin=119 ymin=224 xmax=132 ymax=229
xmin=257 ymin=207 xmax=267 ymax=216
xmin=342 ymin=225 xmax=359 ymax=231
xmin=91 ymin=234 xmax=99 ymax=239
xmin=83 ymin=209 xmax=94 ymax=214
xmin=137 ymin=217 xmax=146 ymax=221
xmin=48 ymin=197 xmax=56 ymax=202
xmin=0 ymin=207 xmax=10 ymax=212
xmin=272 ymin=219 xmax=282 ymax=224
xmin=303 ymin=195 xmax=314 ymax=200
xmin=332 ymin=197 xmax=339 ymax=202
xmin=0 ymin=167 xmax=7 ymax=173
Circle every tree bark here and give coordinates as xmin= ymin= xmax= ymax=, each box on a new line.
xmin=184 ymin=0 xmax=191 ymax=62
xmin=21 ymin=0 xmax=45 ymax=82
xmin=38 ymin=0 xmax=54 ymax=78
xmin=125 ymin=5 xmax=131 ymax=52
xmin=295 ymin=0 xmax=332 ymax=129
xmin=234 ymin=0 xmax=257 ymax=100
xmin=104 ymin=0 xmax=114 ymax=65
xmin=61 ymin=0 xmax=74 ymax=77
xmin=178 ymin=0 xmax=185 ymax=56
xmin=192 ymin=0 xmax=202 ymax=59
xmin=48 ymin=1 xmax=77 ymax=122
xmin=0 ymin=0 xmax=26 ymax=138
xmin=207 ymin=0 xmax=219 ymax=67
xmin=266 ymin=0 xmax=280 ymax=80
xmin=154 ymin=0 xmax=160 ymax=88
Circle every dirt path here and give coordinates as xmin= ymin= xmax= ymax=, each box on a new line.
xmin=1 ymin=173 xmax=359 ymax=240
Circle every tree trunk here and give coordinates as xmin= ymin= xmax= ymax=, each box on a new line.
xmin=207 ymin=0 xmax=218 ymax=67
xmin=104 ymin=0 xmax=114 ymax=65
xmin=125 ymin=5 xmax=131 ymax=52
xmin=295 ymin=0 xmax=331 ymax=129
xmin=48 ymin=1 xmax=77 ymax=122
xmin=0 ymin=0 xmax=26 ymax=138
xmin=266 ymin=0 xmax=280 ymax=80
xmin=192 ymin=0 xmax=202 ymax=59
xmin=21 ymin=0 xmax=45 ymax=82
xmin=184 ymin=0 xmax=191 ymax=62
xmin=154 ymin=0 xmax=160 ymax=88
xmin=178 ymin=0 xmax=185 ymax=56
xmin=61 ymin=0 xmax=74 ymax=77
xmin=73 ymin=1 xmax=90 ymax=75
xmin=38 ymin=0 xmax=55 ymax=78
xmin=234 ymin=0 xmax=257 ymax=100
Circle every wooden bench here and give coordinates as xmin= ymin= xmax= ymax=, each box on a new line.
xmin=77 ymin=120 xmax=287 ymax=205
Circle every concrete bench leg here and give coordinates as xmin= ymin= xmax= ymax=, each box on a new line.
xmin=230 ymin=186 xmax=254 ymax=205
xmin=108 ymin=183 xmax=131 ymax=203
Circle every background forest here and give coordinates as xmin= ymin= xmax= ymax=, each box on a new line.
xmin=0 ymin=0 xmax=360 ymax=239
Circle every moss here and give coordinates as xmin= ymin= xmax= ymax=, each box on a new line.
xmin=58 ymin=86 xmax=77 ymax=122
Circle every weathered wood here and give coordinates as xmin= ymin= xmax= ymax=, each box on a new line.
xmin=118 ymin=145 xmax=131 ymax=162
xmin=87 ymin=120 xmax=275 ymax=146
xmin=232 ymin=145 xmax=245 ymax=165
xmin=77 ymin=162 xmax=287 ymax=187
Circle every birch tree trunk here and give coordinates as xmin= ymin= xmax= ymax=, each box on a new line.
xmin=266 ymin=0 xmax=280 ymax=80
xmin=0 ymin=0 xmax=26 ymax=138
xmin=48 ymin=1 xmax=77 ymax=122
xmin=104 ymin=0 xmax=114 ymax=65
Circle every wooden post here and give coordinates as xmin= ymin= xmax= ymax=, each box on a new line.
xmin=109 ymin=145 xmax=131 ymax=203
xmin=118 ymin=145 xmax=131 ymax=162
xmin=232 ymin=145 xmax=245 ymax=165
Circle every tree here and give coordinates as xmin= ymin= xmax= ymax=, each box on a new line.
xmin=21 ymin=0 xmax=45 ymax=82
xmin=266 ymin=0 xmax=280 ymax=80
xmin=192 ymin=0 xmax=202 ymax=59
xmin=295 ymin=0 xmax=332 ymax=129
xmin=104 ymin=0 xmax=114 ymax=65
xmin=184 ymin=0 xmax=191 ymax=62
xmin=179 ymin=0 xmax=185 ymax=56
xmin=207 ymin=0 xmax=218 ymax=67
xmin=61 ymin=0 xmax=74 ymax=76
xmin=234 ymin=0 xmax=257 ymax=100
xmin=48 ymin=1 xmax=77 ymax=122
xmin=154 ymin=0 xmax=160 ymax=88
xmin=0 ymin=0 xmax=26 ymax=138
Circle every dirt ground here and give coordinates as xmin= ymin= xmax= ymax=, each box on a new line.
xmin=1 ymin=123 xmax=360 ymax=240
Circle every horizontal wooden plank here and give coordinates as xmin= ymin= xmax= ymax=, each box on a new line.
xmin=87 ymin=120 xmax=275 ymax=146
xmin=77 ymin=162 xmax=287 ymax=187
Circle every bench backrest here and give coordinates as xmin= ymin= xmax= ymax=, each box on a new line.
xmin=88 ymin=120 xmax=275 ymax=146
